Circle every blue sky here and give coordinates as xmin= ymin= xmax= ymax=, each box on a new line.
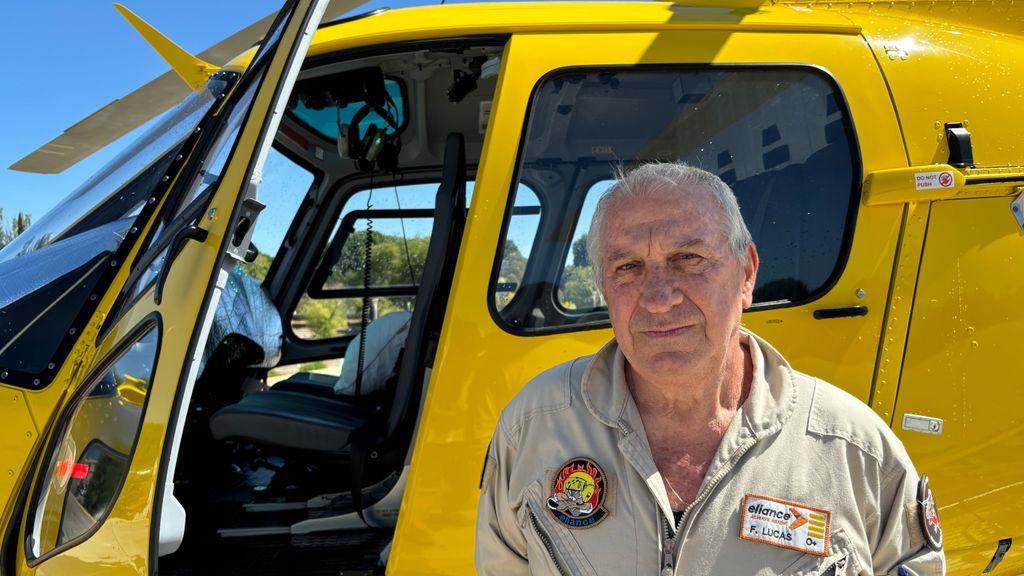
xmin=0 ymin=0 xmax=439 ymax=227
xmin=0 ymin=0 xmax=602 ymax=263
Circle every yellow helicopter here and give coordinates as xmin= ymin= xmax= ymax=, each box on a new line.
xmin=1 ymin=0 xmax=1023 ymax=574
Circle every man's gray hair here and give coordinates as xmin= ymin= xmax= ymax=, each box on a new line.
xmin=586 ymin=163 xmax=752 ymax=284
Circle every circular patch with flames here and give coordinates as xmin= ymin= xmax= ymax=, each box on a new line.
xmin=918 ymin=473 xmax=943 ymax=551
xmin=547 ymin=457 xmax=608 ymax=529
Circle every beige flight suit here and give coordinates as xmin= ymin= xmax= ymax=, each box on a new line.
xmin=476 ymin=330 xmax=945 ymax=575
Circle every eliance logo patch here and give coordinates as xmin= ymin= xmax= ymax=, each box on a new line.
xmin=739 ymin=493 xmax=831 ymax=556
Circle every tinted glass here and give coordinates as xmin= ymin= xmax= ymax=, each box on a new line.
xmin=290 ymin=78 xmax=405 ymax=141
xmin=494 ymin=185 xmax=541 ymax=312
xmin=492 ymin=67 xmax=858 ymax=333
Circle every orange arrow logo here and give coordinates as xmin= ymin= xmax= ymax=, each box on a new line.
xmin=789 ymin=507 xmax=808 ymax=530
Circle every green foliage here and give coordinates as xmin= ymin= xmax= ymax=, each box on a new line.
xmin=571 ymin=233 xmax=590 ymax=268
xmin=559 ymin=264 xmax=601 ymax=310
xmin=332 ymin=230 xmax=428 ymax=290
xmin=494 ymin=240 xmax=527 ymax=308
xmin=299 ymin=360 xmax=328 ymax=372
xmin=241 ymin=251 xmax=273 ymax=282
xmin=559 ymin=234 xmax=604 ymax=310
xmin=0 ymin=209 xmax=31 ymax=251
xmin=295 ymin=295 xmax=357 ymax=339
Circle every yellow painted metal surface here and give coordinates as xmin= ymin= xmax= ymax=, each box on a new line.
xmin=863 ymin=164 xmax=965 ymax=205
xmin=389 ymin=26 xmax=908 ymax=574
xmin=848 ymin=8 xmax=1024 ymax=169
xmin=114 ymin=4 xmax=219 ymax=91
xmin=13 ymin=1 xmax=322 ymax=574
xmin=0 ymin=389 xmax=41 ymax=531
xmin=2 ymin=2 xmax=1022 ymax=574
xmin=893 ymin=196 xmax=1024 ymax=574
xmin=867 ymin=201 xmax=930 ymax=427
xmin=307 ymin=1 xmax=860 ymax=59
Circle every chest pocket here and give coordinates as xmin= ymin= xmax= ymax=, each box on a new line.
xmin=519 ymin=482 xmax=598 ymax=576
xmin=781 ymin=529 xmax=860 ymax=576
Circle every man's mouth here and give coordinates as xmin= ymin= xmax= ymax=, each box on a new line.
xmin=640 ymin=325 xmax=693 ymax=338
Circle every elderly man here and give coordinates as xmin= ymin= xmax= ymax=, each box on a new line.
xmin=476 ymin=163 xmax=945 ymax=575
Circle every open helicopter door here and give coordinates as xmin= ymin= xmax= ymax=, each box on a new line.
xmin=7 ymin=0 xmax=332 ymax=572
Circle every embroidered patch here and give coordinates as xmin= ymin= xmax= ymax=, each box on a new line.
xmin=740 ymin=494 xmax=832 ymax=556
xmin=547 ymin=457 xmax=608 ymax=529
xmin=480 ymin=455 xmax=496 ymax=494
xmin=918 ymin=473 xmax=943 ymax=551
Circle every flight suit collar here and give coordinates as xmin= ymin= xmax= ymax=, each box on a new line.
xmin=580 ymin=328 xmax=800 ymax=528
xmin=581 ymin=328 xmax=797 ymax=437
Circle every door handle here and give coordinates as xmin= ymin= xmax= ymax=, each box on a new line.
xmin=812 ymin=305 xmax=868 ymax=320
xmin=155 ymin=224 xmax=208 ymax=305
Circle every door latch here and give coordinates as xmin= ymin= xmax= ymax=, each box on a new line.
xmin=901 ymin=414 xmax=943 ymax=435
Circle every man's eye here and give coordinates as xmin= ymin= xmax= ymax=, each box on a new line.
xmin=617 ymin=262 xmax=638 ymax=272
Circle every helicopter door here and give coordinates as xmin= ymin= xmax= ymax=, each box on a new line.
xmin=10 ymin=1 xmax=331 ymax=573
xmin=385 ymin=27 xmax=907 ymax=571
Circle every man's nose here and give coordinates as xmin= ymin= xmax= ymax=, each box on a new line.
xmin=637 ymin=266 xmax=684 ymax=313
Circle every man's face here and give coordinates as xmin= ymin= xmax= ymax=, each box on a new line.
xmin=598 ymin=185 xmax=757 ymax=381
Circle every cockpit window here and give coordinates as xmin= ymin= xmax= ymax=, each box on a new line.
xmin=491 ymin=66 xmax=860 ymax=334
xmin=288 ymin=73 xmax=405 ymax=141
xmin=0 ymin=73 xmax=235 ymax=388
xmin=0 ymin=74 xmax=232 ymax=265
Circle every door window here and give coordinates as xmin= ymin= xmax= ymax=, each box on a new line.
xmin=292 ymin=182 xmax=442 ymax=340
xmin=239 ymin=148 xmax=317 ymax=282
xmin=494 ymin=185 xmax=542 ymax=313
xmin=26 ymin=325 xmax=159 ymax=560
xmin=490 ymin=67 xmax=859 ymax=333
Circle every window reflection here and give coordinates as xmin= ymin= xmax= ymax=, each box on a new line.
xmin=30 ymin=327 xmax=158 ymax=559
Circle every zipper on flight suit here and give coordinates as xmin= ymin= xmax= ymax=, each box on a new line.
xmin=659 ymin=436 xmax=759 ymax=575
xmin=528 ymin=509 xmax=569 ymax=576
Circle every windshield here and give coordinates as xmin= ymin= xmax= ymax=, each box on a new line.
xmin=0 ymin=74 xmax=231 ymax=266
xmin=0 ymin=73 xmax=234 ymax=386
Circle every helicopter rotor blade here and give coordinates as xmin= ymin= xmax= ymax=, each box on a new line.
xmin=9 ymin=0 xmax=367 ymax=174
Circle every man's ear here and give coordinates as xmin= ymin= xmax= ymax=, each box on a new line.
xmin=741 ymin=242 xmax=759 ymax=309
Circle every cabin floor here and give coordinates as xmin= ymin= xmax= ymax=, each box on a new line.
xmin=160 ymin=454 xmax=393 ymax=575
xmin=159 ymin=530 xmax=390 ymax=576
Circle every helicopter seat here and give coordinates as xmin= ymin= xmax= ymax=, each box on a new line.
xmin=209 ymin=390 xmax=372 ymax=454
xmin=209 ymin=311 xmax=411 ymax=455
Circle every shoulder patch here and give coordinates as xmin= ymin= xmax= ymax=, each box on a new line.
xmin=480 ymin=455 xmax=496 ymax=494
xmin=918 ymin=473 xmax=943 ymax=551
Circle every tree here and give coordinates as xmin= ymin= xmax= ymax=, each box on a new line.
xmin=295 ymin=295 xmax=358 ymax=339
xmin=571 ymin=233 xmax=589 ymax=267
xmin=241 ymin=252 xmax=273 ymax=281
xmin=560 ymin=235 xmax=602 ymax=310
xmin=0 ymin=209 xmax=31 ymax=251
xmin=559 ymin=264 xmax=600 ymax=310
xmin=494 ymin=240 xmax=527 ymax=308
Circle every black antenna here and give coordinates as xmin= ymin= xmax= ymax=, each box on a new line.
xmin=393 ymin=175 xmax=416 ymax=285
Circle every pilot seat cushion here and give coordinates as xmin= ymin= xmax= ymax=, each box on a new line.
xmin=209 ymin=390 xmax=370 ymax=454
xmin=334 ymin=311 xmax=412 ymax=396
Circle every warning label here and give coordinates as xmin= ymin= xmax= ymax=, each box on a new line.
xmin=915 ymin=171 xmax=955 ymax=190
xmin=739 ymin=494 xmax=831 ymax=556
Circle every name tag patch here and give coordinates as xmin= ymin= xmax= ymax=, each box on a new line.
xmin=740 ymin=494 xmax=831 ymax=556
